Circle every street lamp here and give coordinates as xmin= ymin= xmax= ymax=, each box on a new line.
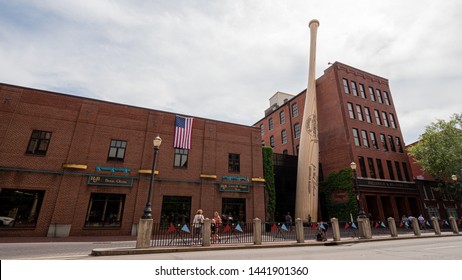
xmin=142 ymin=136 xmax=162 ymax=219
xmin=350 ymin=161 xmax=366 ymax=218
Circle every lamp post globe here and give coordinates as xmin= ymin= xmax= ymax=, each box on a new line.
xmin=142 ymin=136 xmax=162 ymax=219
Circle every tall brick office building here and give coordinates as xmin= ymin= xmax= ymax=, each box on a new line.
xmin=255 ymin=61 xmax=420 ymax=222
xmin=0 ymin=83 xmax=265 ymax=237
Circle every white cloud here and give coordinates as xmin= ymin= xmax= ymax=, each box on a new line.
xmin=1 ymin=0 xmax=461 ymax=145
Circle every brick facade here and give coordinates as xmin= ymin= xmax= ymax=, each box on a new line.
xmin=0 ymin=83 xmax=265 ymax=237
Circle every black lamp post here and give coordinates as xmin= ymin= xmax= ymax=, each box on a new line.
xmin=350 ymin=161 xmax=366 ymax=218
xmin=142 ymin=136 xmax=162 ymax=219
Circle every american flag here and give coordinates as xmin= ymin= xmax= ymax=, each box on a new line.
xmin=174 ymin=115 xmax=193 ymax=149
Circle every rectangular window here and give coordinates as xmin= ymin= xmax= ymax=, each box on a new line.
xmin=270 ymin=136 xmax=275 ymax=147
xmin=383 ymin=91 xmax=391 ymax=105
xmin=281 ymin=130 xmax=287 ymax=144
xmin=376 ymin=89 xmax=383 ymax=103
xmin=229 ymin=153 xmax=240 ymax=173
xmin=359 ymin=83 xmax=367 ymax=99
xmin=387 ymin=160 xmax=395 ymax=180
xmin=369 ymin=87 xmax=376 ymax=101
xmin=161 ymin=196 xmax=191 ymax=226
xmin=364 ymin=107 xmax=372 ymax=123
xmin=268 ymin=118 xmax=273 ymax=131
xmin=402 ymin=162 xmax=410 ymax=181
xmin=352 ymin=128 xmax=361 ymax=146
xmin=292 ymin=103 xmax=298 ymax=117
xmin=389 ymin=113 xmax=397 ymax=128
xmin=368 ymin=157 xmax=376 ymax=179
xmin=395 ymin=161 xmax=403 ymax=181
xmin=0 ymin=189 xmax=45 ymax=228
xmin=388 ymin=135 xmax=396 ymax=152
xmin=356 ymin=105 xmax=364 ymax=121
xmin=260 ymin=124 xmax=264 ymax=135
xmin=361 ymin=130 xmax=369 ymax=148
xmin=351 ymin=81 xmax=358 ymax=96
xmin=107 ymin=140 xmax=127 ymax=161
xmin=382 ymin=111 xmax=389 ymax=127
xmin=374 ymin=110 xmax=382 ymax=125
xmin=343 ymin=79 xmax=350 ymax=94
xmin=370 ymin=132 xmax=379 ymax=149
xmin=358 ymin=156 xmax=367 ymax=177
xmin=347 ymin=103 xmax=355 ymax=119
xmin=174 ymin=148 xmax=189 ymax=168
xmin=85 ymin=193 xmax=125 ymax=227
xmin=396 ymin=137 xmax=403 ymax=153
xmin=294 ymin=123 xmax=300 ymax=139
xmin=376 ymin=159 xmax=385 ymax=179
xmin=280 ymin=111 xmax=285 ymax=124
xmin=26 ymin=130 xmax=52 ymax=156
xmin=380 ymin=134 xmax=388 ymax=151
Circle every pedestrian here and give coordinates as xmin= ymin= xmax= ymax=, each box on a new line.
xmin=285 ymin=212 xmax=293 ymax=231
xmin=211 ymin=219 xmax=218 ymax=243
xmin=418 ymin=214 xmax=426 ymax=229
xmin=213 ymin=211 xmax=222 ymax=242
xmin=192 ymin=209 xmax=204 ymax=244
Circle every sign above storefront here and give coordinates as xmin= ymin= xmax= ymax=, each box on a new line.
xmin=87 ymin=175 xmax=133 ymax=187
xmin=218 ymin=183 xmax=250 ymax=193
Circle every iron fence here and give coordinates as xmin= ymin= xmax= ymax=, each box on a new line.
xmin=262 ymin=222 xmax=296 ymax=242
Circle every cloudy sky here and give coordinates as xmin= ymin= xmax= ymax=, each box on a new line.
xmin=1 ymin=0 xmax=461 ymax=144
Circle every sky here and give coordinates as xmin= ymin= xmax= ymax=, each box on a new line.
xmin=1 ymin=0 xmax=461 ymax=145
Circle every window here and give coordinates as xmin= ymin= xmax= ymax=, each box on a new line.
xmin=0 ymin=189 xmax=45 ymax=228
xmin=388 ymin=135 xmax=396 ymax=152
xmin=108 ymin=140 xmax=127 ymax=161
xmin=359 ymin=83 xmax=367 ymax=99
xmin=228 ymin=153 xmax=240 ymax=173
xmin=402 ymin=162 xmax=410 ymax=181
xmin=380 ymin=134 xmax=388 ymax=151
xmin=396 ymin=137 xmax=403 ymax=153
xmin=356 ymin=105 xmax=364 ymax=121
xmin=283 ymin=149 xmax=288 ymax=155
xmin=382 ymin=111 xmax=389 ymax=127
xmin=352 ymin=128 xmax=361 ymax=146
xmin=383 ymin=91 xmax=391 ymax=105
xmin=347 ymin=103 xmax=355 ymax=119
xmin=361 ymin=130 xmax=369 ymax=148
xmin=369 ymin=87 xmax=376 ymax=101
xmin=386 ymin=160 xmax=395 ymax=180
xmin=376 ymin=89 xmax=383 ymax=103
xmin=395 ymin=161 xmax=403 ymax=181
xmin=261 ymin=140 xmax=265 ymax=146
xmin=292 ymin=103 xmax=298 ymax=117
xmin=370 ymin=132 xmax=379 ymax=149
xmin=270 ymin=136 xmax=275 ymax=147
xmin=281 ymin=130 xmax=287 ymax=144
xmin=294 ymin=123 xmax=300 ymax=139
xmin=374 ymin=110 xmax=382 ymax=125
xmin=343 ymin=78 xmax=350 ymax=94
xmin=368 ymin=158 xmax=376 ymax=178
xmin=174 ymin=148 xmax=189 ymax=168
xmin=364 ymin=107 xmax=372 ymax=123
xmin=222 ymin=198 xmax=246 ymax=223
xmin=268 ymin=118 xmax=273 ymax=131
xmin=85 ymin=193 xmax=125 ymax=227
xmin=280 ymin=111 xmax=285 ymax=124
xmin=358 ymin=156 xmax=367 ymax=177
xmin=260 ymin=124 xmax=264 ymax=135
xmin=351 ymin=81 xmax=358 ymax=96
xmin=160 ymin=196 xmax=191 ymax=227
xmin=389 ymin=113 xmax=397 ymax=129
xmin=427 ymin=206 xmax=440 ymax=219
xmin=26 ymin=130 xmax=52 ymax=156
xmin=376 ymin=159 xmax=385 ymax=179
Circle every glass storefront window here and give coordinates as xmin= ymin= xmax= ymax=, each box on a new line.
xmin=85 ymin=193 xmax=125 ymax=227
xmin=0 ymin=189 xmax=44 ymax=228
xmin=160 ymin=196 xmax=191 ymax=227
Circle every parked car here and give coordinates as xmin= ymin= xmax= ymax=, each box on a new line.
xmin=0 ymin=216 xmax=15 ymax=226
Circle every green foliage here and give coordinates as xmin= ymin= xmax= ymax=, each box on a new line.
xmin=408 ymin=113 xmax=462 ymax=182
xmin=321 ymin=168 xmax=357 ymax=221
xmin=262 ymin=146 xmax=276 ymax=222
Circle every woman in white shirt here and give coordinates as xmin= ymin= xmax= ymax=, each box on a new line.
xmin=192 ymin=209 xmax=204 ymax=243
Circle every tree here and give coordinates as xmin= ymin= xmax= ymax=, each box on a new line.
xmin=408 ymin=113 xmax=462 ymax=181
xmin=408 ymin=113 xmax=462 ymax=199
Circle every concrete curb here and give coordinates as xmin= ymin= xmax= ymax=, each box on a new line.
xmin=90 ymin=232 xmax=461 ymax=256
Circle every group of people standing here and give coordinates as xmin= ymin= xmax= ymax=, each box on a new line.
xmin=192 ymin=209 xmax=223 ymax=243
xmin=401 ymin=213 xmax=427 ymax=229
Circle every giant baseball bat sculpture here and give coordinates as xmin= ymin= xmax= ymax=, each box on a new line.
xmin=295 ymin=19 xmax=320 ymax=223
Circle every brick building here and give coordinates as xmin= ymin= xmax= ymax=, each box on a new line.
xmin=0 ymin=83 xmax=265 ymax=237
xmin=255 ymin=61 xmax=421 ymax=222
